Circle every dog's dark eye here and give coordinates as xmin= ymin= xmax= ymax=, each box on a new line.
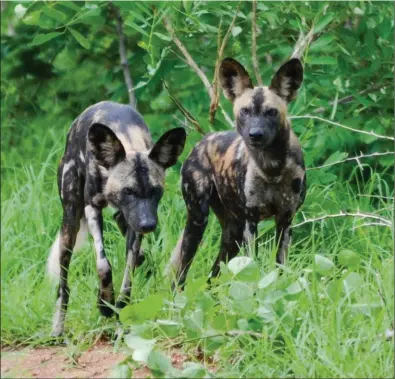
xmin=122 ymin=187 xmax=135 ymax=196
xmin=266 ymin=108 xmax=278 ymax=117
xmin=240 ymin=108 xmax=250 ymax=117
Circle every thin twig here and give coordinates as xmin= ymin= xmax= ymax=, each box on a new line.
xmin=312 ymin=85 xmax=383 ymax=114
xmin=209 ymin=18 xmax=223 ymax=125
xmin=163 ymin=15 xmax=234 ymax=128
xmin=290 ymin=115 xmax=394 ymax=141
xmin=210 ymin=3 xmax=241 ymax=124
xmin=252 ymin=0 xmax=262 ymax=86
xmin=163 ymin=81 xmax=205 ymax=135
xmin=291 ymin=29 xmax=314 ymax=59
xmin=111 ymin=3 xmax=136 ymax=107
xmin=163 ymin=15 xmax=213 ymax=99
xmin=294 ymin=210 xmax=392 ymax=228
xmin=308 ymin=151 xmax=394 ymax=170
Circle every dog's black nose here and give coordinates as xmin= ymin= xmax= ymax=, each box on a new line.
xmin=139 ymin=220 xmax=157 ymax=234
xmin=249 ymin=128 xmax=264 ymax=141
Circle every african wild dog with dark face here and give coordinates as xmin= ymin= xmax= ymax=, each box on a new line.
xmin=47 ymin=101 xmax=186 ymax=337
xmin=167 ymin=58 xmax=306 ymax=288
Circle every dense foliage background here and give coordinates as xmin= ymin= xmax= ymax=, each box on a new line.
xmin=1 ymin=1 xmax=394 ymax=378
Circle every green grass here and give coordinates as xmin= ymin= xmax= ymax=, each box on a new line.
xmin=1 ymin=120 xmax=394 ymax=378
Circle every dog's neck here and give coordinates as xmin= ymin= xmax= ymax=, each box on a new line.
xmin=246 ymin=126 xmax=290 ymax=179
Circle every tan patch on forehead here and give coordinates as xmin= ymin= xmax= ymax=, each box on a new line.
xmin=233 ymin=88 xmax=254 ymax=117
xmin=104 ymin=153 xmax=164 ymax=197
xmin=233 ymin=86 xmax=288 ymax=123
xmin=108 ymin=122 xmax=150 ymax=155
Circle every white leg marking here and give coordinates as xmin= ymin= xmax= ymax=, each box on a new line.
xmin=79 ymin=151 xmax=85 ymax=163
xmin=165 ymin=234 xmax=184 ymax=277
xmin=60 ymin=159 xmax=75 ymax=199
xmin=51 ymin=297 xmax=65 ymax=337
xmin=47 ymin=232 xmax=61 ymax=280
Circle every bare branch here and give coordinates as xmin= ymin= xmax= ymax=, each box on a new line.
xmin=290 ymin=115 xmax=394 ymax=141
xmin=163 ymin=16 xmax=213 ymax=98
xmin=293 ymin=211 xmax=392 ymax=228
xmin=291 ymin=28 xmax=314 ymax=59
xmin=308 ymin=151 xmax=394 ymax=171
xmin=111 ymin=4 xmax=136 ymax=107
xmin=163 ymin=81 xmax=205 ymax=136
xmin=312 ymin=85 xmax=382 ymax=114
xmin=210 ymin=3 xmax=241 ymax=124
xmin=163 ymin=15 xmax=234 ymax=128
xmin=252 ymin=0 xmax=263 ymax=86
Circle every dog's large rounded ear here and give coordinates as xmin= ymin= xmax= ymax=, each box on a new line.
xmin=88 ymin=123 xmax=126 ymax=168
xmin=149 ymin=127 xmax=186 ymax=169
xmin=269 ymin=58 xmax=303 ymax=103
xmin=219 ymin=58 xmax=253 ymax=103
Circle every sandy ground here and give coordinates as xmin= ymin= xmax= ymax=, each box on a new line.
xmin=1 ymin=342 xmax=191 ymax=378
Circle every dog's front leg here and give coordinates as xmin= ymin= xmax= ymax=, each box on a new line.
xmin=85 ymin=205 xmax=115 ymax=316
xmin=116 ymin=229 xmax=143 ymax=309
xmin=275 ymin=212 xmax=293 ymax=265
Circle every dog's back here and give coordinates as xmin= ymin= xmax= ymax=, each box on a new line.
xmin=63 ymin=101 xmax=153 ymax=167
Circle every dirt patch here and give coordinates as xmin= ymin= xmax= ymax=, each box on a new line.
xmin=1 ymin=342 xmax=147 ymax=378
xmin=1 ymin=342 xmax=217 ymax=378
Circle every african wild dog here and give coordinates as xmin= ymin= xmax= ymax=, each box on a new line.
xmin=167 ymin=58 xmax=306 ymax=287
xmin=47 ymin=101 xmax=186 ymax=337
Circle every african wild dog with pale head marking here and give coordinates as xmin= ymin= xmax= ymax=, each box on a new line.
xmin=47 ymin=101 xmax=186 ymax=337
xmin=167 ymin=58 xmax=306 ymax=287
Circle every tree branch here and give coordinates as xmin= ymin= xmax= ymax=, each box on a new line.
xmin=293 ymin=210 xmax=392 ymax=228
xmin=308 ymin=151 xmax=394 ymax=171
xmin=163 ymin=15 xmax=234 ymax=128
xmin=163 ymin=81 xmax=205 ymax=135
xmin=210 ymin=2 xmax=241 ymax=124
xmin=312 ymin=85 xmax=383 ymax=114
xmin=290 ymin=115 xmax=394 ymax=141
xmin=252 ymin=0 xmax=263 ymax=86
xmin=163 ymin=16 xmax=213 ymax=99
xmin=291 ymin=28 xmax=314 ymax=59
xmin=111 ymin=4 xmax=136 ymax=107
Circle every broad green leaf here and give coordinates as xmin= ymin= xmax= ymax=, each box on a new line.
xmin=42 ymin=6 xmax=66 ymax=22
xmin=195 ymin=292 xmax=214 ymax=311
xmin=147 ymin=350 xmax=173 ymax=375
xmin=120 ymin=293 xmax=164 ymax=324
xmin=181 ymin=362 xmax=207 ymax=378
xmin=58 ymin=2 xmax=81 ymax=11
xmin=313 ymin=13 xmax=335 ymax=33
xmin=286 ymin=278 xmax=308 ymax=296
xmin=184 ymin=309 xmax=203 ymax=334
xmin=228 ymin=256 xmax=260 ymax=282
xmin=156 ymin=319 xmax=181 ymax=338
xmin=314 ymin=255 xmax=334 ymax=276
xmin=124 ymin=335 xmax=155 ymax=363
xmin=343 ymin=272 xmax=364 ymax=295
xmin=183 ymin=0 xmax=193 ymax=14
xmin=229 ymin=281 xmax=253 ymax=301
xmin=69 ymin=28 xmax=90 ymax=49
xmin=349 ymin=303 xmax=382 ymax=316
xmin=310 ymin=35 xmax=335 ymax=50
xmin=307 ymin=56 xmax=337 ymax=65
xmin=124 ymin=16 xmax=149 ymax=37
xmin=258 ymin=270 xmax=278 ymax=289
xmin=14 ymin=4 xmax=27 ymax=18
xmin=257 ymin=305 xmax=276 ymax=322
xmin=338 ymin=249 xmax=361 ymax=268
xmin=232 ymin=26 xmax=242 ymax=37
xmin=154 ymin=32 xmax=172 ymax=42
xmin=322 ymin=151 xmax=348 ymax=166
xmin=30 ymin=32 xmax=62 ymax=47
xmin=23 ymin=11 xmax=41 ymax=26
xmin=111 ymin=363 xmax=132 ymax=379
